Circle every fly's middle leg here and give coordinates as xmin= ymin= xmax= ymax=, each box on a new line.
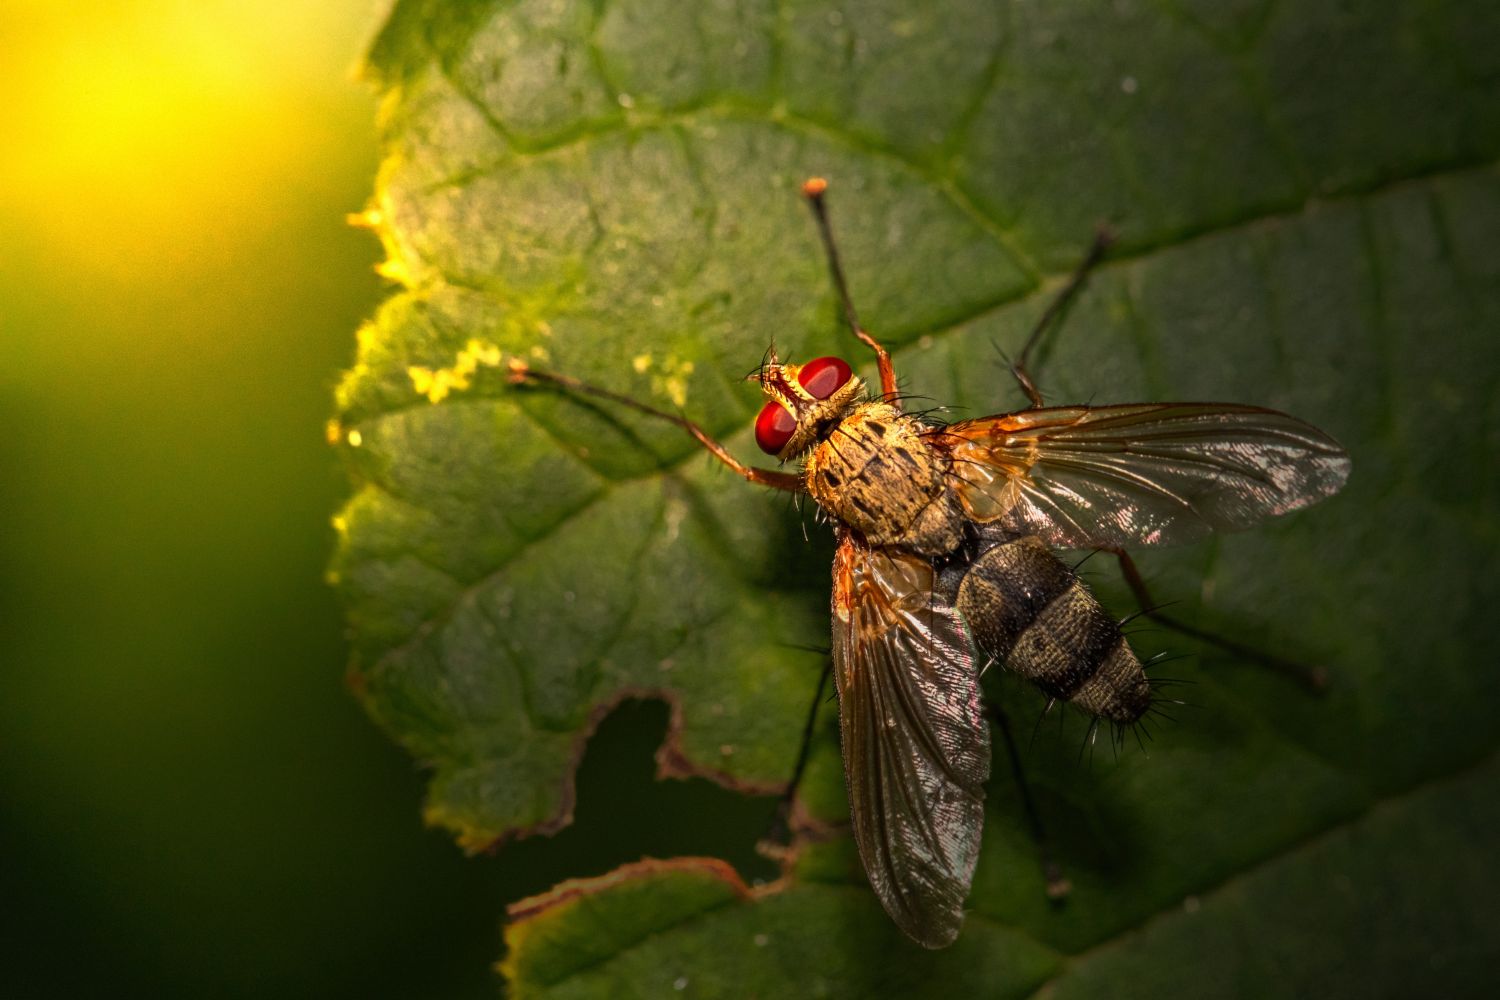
xmin=759 ymin=657 xmax=834 ymax=855
xmin=1009 ymin=227 xmax=1116 ymax=409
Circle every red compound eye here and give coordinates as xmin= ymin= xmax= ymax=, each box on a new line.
xmin=754 ymin=401 xmax=798 ymax=455
xmin=796 ymin=356 xmax=853 ymax=400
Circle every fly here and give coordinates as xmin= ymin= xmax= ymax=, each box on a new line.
xmin=507 ymin=178 xmax=1350 ymax=948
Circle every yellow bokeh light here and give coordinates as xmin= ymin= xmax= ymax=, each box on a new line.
xmin=0 ymin=2 xmax=375 ymax=285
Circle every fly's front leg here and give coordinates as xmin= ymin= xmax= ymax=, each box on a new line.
xmin=1010 ymin=227 xmax=1116 ymax=408
xmin=802 ymin=178 xmax=899 ymax=403
xmin=853 ymin=330 xmax=897 ymax=403
xmin=507 ymin=359 xmax=804 ymax=492
xmin=1112 ymin=549 xmax=1328 ymax=693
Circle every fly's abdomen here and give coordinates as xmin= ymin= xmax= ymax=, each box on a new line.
xmin=953 ymin=535 xmax=1149 ymax=723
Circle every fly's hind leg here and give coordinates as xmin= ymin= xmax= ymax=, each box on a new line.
xmin=1112 ymin=550 xmax=1328 ymax=693
xmin=1009 ymin=227 xmax=1116 ymax=408
xmin=987 ymin=699 xmax=1071 ymax=902
xmin=801 ymin=178 xmax=899 ymax=403
xmin=507 ymin=360 xmax=803 ymax=492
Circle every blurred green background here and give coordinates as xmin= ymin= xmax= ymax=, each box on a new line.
xmin=0 ymin=4 xmax=775 ymax=996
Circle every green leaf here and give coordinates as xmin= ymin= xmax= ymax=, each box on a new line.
xmin=334 ymin=0 xmax=1500 ymax=993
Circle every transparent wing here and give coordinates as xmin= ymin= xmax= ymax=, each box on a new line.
xmin=937 ymin=403 xmax=1350 ymax=549
xmin=831 ymin=534 xmax=990 ymax=949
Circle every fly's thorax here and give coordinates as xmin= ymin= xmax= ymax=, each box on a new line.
xmin=953 ymin=535 xmax=1150 ymax=724
xmin=805 ymin=403 xmax=965 ymax=556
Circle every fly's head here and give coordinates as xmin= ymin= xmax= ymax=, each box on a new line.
xmin=751 ymin=349 xmax=865 ymax=462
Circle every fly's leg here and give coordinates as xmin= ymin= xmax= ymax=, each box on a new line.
xmin=988 ymin=699 xmax=1071 ymax=901
xmin=802 ymin=178 xmax=899 ymax=403
xmin=759 ymin=657 xmax=834 ymax=854
xmin=1010 ymin=227 xmax=1116 ymax=408
xmin=1112 ymin=550 xmax=1328 ymax=693
xmin=507 ymin=359 xmax=803 ymax=492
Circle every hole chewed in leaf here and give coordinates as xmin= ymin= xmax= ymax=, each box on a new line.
xmin=460 ymin=695 xmax=785 ymax=907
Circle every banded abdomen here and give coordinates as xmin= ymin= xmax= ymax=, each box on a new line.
xmin=949 ymin=535 xmax=1149 ymax=723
